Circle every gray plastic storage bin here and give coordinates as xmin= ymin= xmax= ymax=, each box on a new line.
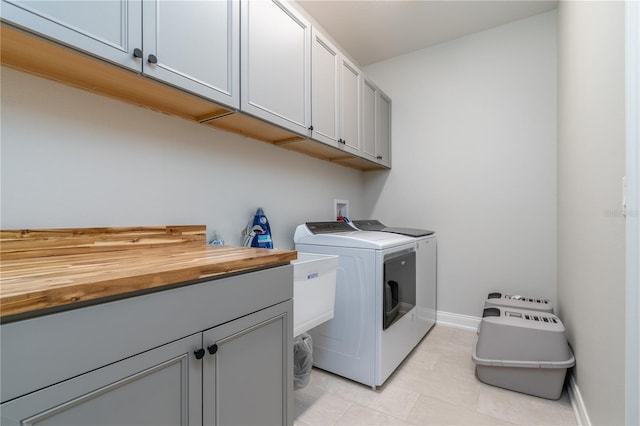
xmin=472 ymin=307 xmax=575 ymax=400
xmin=484 ymin=292 xmax=553 ymax=313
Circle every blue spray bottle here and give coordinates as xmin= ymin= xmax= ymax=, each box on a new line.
xmin=242 ymin=208 xmax=273 ymax=248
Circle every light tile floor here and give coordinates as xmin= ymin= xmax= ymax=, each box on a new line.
xmin=294 ymin=325 xmax=577 ymax=425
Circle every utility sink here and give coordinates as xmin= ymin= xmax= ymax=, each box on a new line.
xmin=292 ymin=253 xmax=338 ymax=337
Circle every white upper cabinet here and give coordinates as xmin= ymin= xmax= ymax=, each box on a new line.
xmin=0 ymin=0 xmax=141 ymax=72
xmin=362 ymin=77 xmax=392 ymax=167
xmin=1 ymin=0 xmax=390 ymax=169
xmin=241 ymin=0 xmax=311 ymax=136
xmin=310 ymin=27 xmax=362 ymax=156
xmin=339 ymin=56 xmax=362 ymax=156
xmin=142 ymin=0 xmax=240 ymax=109
xmin=361 ymin=78 xmax=378 ymax=162
xmin=1 ymin=0 xmax=240 ymax=109
xmin=311 ymin=28 xmax=340 ymax=147
xmin=376 ymin=91 xmax=392 ymax=167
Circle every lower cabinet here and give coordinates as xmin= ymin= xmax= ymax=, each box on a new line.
xmin=1 ymin=301 xmax=292 ymax=426
xmin=0 ymin=333 xmax=202 ymax=426
xmin=203 ymin=303 xmax=291 ymax=426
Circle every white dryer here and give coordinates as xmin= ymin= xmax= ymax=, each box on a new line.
xmin=294 ymin=222 xmax=422 ymax=388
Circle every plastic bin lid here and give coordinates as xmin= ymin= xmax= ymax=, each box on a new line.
xmin=472 ymin=344 xmax=575 ymax=369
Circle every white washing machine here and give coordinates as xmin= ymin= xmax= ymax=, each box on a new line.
xmin=350 ymin=220 xmax=437 ymax=338
xmin=294 ymin=221 xmax=425 ymax=388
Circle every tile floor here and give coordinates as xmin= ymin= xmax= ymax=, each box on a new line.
xmin=294 ymin=325 xmax=577 ymax=425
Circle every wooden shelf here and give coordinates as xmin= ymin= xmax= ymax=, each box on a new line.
xmin=333 ymin=156 xmax=388 ymax=171
xmin=203 ymin=112 xmax=305 ymax=145
xmin=0 ymin=25 xmax=230 ymax=122
xmin=1 ymin=24 xmax=388 ymax=171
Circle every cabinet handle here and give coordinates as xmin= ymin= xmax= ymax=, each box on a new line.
xmin=308 ymin=125 xmax=314 ymax=132
xmin=376 ymin=155 xmax=383 ymax=160
xmin=338 ymin=139 xmax=343 ymax=144
xmin=148 ymin=54 xmax=158 ymax=64
xmin=194 ymin=348 xmax=205 ymax=359
xmin=133 ymin=48 xmax=143 ymax=59
xmin=207 ymin=344 xmax=218 ymax=355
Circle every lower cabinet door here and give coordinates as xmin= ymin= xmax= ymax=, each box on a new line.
xmin=0 ymin=334 xmax=202 ymax=426
xmin=202 ymin=301 xmax=293 ymax=426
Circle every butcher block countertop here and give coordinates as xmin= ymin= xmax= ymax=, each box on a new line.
xmin=0 ymin=225 xmax=297 ymax=320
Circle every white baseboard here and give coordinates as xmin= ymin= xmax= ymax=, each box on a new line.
xmin=567 ymin=372 xmax=591 ymax=426
xmin=436 ymin=310 xmax=481 ymax=331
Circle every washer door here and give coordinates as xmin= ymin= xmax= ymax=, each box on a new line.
xmin=383 ymin=250 xmax=416 ymax=330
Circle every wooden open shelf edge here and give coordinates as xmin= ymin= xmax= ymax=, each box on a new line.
xmin=1 ymin=24 xmax=387 ymax=171
xmin=0 ymin=25 xmax=230 ymax=121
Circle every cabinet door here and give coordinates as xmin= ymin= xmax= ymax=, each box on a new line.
xmin=376 ymin=91 xmax=392 ymax=167
xmin=0 ymin=0 xmax=141 ymax=72
xmin=241 ymin=0 xmax=311 ymax=135
xmin=0 ymin=334 xmax=202 ymax=426
xmin=361 ymin=78 xmax=378 ymax=162
xmin=203 ymin=301 xmax=293 ymax=426
xmin=340 ymin=56 xmax=362 ymax=155
xmin=142 ymin=0 xmax=239 ymax=108
xmin=311 ymin=27 xmax=339 ymax=147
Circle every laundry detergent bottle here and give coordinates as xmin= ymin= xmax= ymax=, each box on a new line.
xmin=243 ymin=207 xmax=273 ymax=248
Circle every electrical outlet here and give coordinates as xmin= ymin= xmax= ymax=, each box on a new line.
xmin=334 ymin=199 xmax=349 ymax=220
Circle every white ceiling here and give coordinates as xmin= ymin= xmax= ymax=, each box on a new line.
xmin=298 ymin=0 xmax=558 ymax=66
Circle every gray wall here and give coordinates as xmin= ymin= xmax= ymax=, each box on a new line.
xmin=557 ymin=2 xmax=626 ymax=424
xmin=363 ymin=11 xmax=558 ymax=319
xmin=0 ymin=67 xmax=365 ymax=248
